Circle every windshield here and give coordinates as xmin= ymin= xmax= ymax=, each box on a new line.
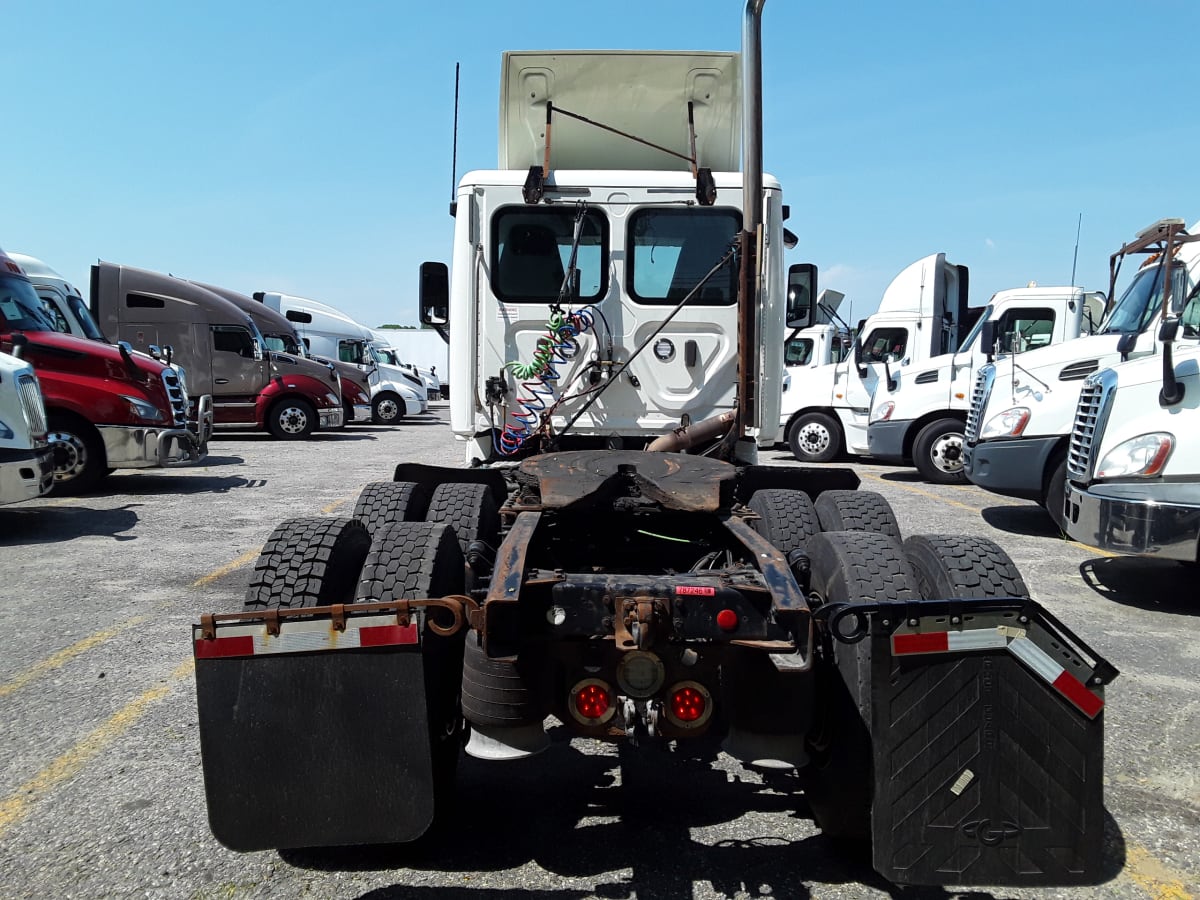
xmin=68 ymin=295 xmax=107 ymax=341
xmin=0 ymin=274 xmax=58 ymax=332
xmin=1100 ymin=264 xmax=1166 ymax=335
xmin=956 ymin=303 xmax=994 ymax=353
xmin=372 ymin=346 xmax=400 ymax=366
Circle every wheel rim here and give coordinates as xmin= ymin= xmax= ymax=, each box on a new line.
xmin=928 ymin=432 xmax=964 ymax=474
xmin=796 ymin=421 xmax=831 ymax=456
xmin=277 ymin=406 xmax=309 ymax=435
xmin=376 ymin=398 xmax=399 ymax=421
xmin=48 ymin=430 xmax=88 ymax=482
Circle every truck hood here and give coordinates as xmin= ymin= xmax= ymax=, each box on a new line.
xmin=1105 ymin=344 xmax=1200 ymax=391
xmin=17 ymin=329 xmax=167 ymax=383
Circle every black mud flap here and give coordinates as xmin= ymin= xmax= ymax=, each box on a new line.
xmin=828 ymin=598 xmax=1117 ymax=887
xmin=193 ymin=612 xmax=435 ymax=851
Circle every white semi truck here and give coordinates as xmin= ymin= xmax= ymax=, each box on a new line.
xmin=780 ymin=253 xmax=970 ymax=462
xmin=867 ymin=285 xmax=1104 ymax=483
xmin=965 ymin=219 xmax=1200 ymax=528
xmin=256 ymin=291 xmax=427 ymax=424
xmin=192 ymin=6 xmax=1115 ymax=887
xmin=1063 ymin=277 xmax=1200 ymax=560
xmin=0 ymin=349 xmax=53 ymax=505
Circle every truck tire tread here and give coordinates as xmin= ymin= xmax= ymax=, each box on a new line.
xmin=904 ymin=534 xmax=1029 ymax=600
xmin=244 ymin=517 xmax=371 ymax=611
xmin=814 ymin=489 xmax=901 ymax=541
xmin=353 ymin=481 xmax=432 ymax=536
xmin=747 ymin=488 xmax=819 ymax=556
xmin=426 ymin=482 xmax=501 ymax=556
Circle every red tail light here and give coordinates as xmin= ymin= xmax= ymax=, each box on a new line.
xmin=664 ymin=681 xmax=713 ymax=729
xmin=568 ymin=678 xmax=615 ymax=725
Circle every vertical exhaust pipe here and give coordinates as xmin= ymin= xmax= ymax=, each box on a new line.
xmin=733 ymin=0 xmax=766 ymax=451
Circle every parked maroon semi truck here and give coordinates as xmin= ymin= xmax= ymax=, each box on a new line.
xmin=90 ymin=262 xmax=343 ymax=438
xmin=0 ymin=249 xmax=204 ymax=492
xmin=189 ymin=281 xmax=373 ymax=427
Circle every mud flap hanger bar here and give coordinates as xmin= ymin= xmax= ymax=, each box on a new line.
xmin=816 ymin=597 xmax=1119 ymax=711
xmin=524 ymin=101 xmax=715 ymax=206
xmin=197 ymin=596 xmax=474 ymax=641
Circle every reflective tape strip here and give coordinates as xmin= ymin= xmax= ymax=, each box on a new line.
xmin=892 ymin=628 xmax=1008 ymax=656
xmin=192 ymin=615 xmax=418 ymax=659
xmin=1009 ymin=636 xmax=1103 ymax=719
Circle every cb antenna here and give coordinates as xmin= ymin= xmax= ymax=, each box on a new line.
xmin=1069 ymin=212 xmax=1082 ymax=285
xmin=449 ymin=62 xmax=461 ymax=217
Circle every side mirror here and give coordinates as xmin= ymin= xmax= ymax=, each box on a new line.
xmin=148 ymin=344 xmax=162 ymax=360
xmin=851 ymin=333 xmax=867 ymax=377
xmin=420 ymin=261 xmax=449 ymax=326
xmin=979 ymin=321 xmax=996 ymax=362
xmin=1159 ymin=317 xmax=1181 ymax=343
xmin=1116 ymin=331 xmax=1138 ymax=361
xmin=252 ymin=339 xmax=264 ymax=361
xmin=786 ymin=263 xmax=817 ymax=328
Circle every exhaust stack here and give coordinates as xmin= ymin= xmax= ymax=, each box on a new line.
xmin=735 ymin=0 xmax=767 ymax=446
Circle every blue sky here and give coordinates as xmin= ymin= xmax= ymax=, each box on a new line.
xmin=6 ymin=1 xmax=1197 ymax=329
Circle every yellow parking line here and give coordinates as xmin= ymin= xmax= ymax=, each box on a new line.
xmin=1069 ymin=541 xmax=1120 ymax=559
xmin=322 ymin=497 xmax=351 ymax=514
xmin=0 ymin=657 xmax=194 ymax=840
xmin=190 ymin=549 xmax=260 ymax=587
xmin=1124 ymin=844 xmax=1195 ymax=900
xmin=0 ymin=616 xmax=148 ymax=699
xmin=857 ymin=472 xmax=988 ymax=514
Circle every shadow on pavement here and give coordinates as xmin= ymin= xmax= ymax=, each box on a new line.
xmin=104 ymin=473 xmax=263 ymax=495
xmin=283 ymin=729 xmax=1127 ymax=899
xmin=980 ymin=505 xmax=1061 ymax=539
xmin=1079 ymin=556 xmax=1200 ymax=616
xmin=0 ymin=504 xmax=140 ymax=544
xmin=195 ymin=454 xmax=244 ymax=467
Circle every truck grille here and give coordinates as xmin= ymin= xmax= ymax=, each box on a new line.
xmin=964 ymin=365 xmax=995 ymax=444
xmin=1066 ymin=370 xmax=1114 ymax=481
xmin=17 ymin=374 xmax=47 ymax=438
xmin=162 ymin=367 xmax=189 ymax=427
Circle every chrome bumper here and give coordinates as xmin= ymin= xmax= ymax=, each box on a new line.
xmin=0 ymin=444 xmax=54 ymax=504
xmin=352 ymin=403 xmax=373 ymax=423
xmin=1064 ymin=480 xmax=1200 ymax=562
xmin=319 ymin=407 xmax=345 ymax=430
xmin=193 ymin=394 xmax=215 ymax=448
xmin=99 ymin=424 xmax=206 ymax=469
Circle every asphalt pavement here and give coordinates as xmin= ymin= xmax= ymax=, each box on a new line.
xmin=0 ymin=409 xmax=1196 ymax=900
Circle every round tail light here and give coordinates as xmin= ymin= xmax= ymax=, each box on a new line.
xmin=569 ymin=678 xmax=616 ymax=725
xmin=664 ymin=681 xmax=713 ymax=729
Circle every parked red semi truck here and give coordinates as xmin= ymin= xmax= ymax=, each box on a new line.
xmin=191 ymin=3 xmax=1116 ymax=888
xmin=90 ymin=262 xmax=343 ymax=438
xmin=0 ymin=249 xmax=205 ymax=492
xmin=190 ymin=281 xmax=373 ymax=427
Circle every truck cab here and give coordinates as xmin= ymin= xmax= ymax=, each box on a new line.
xmin=780 ymin=253 xmax=969 ymax=462
xmin=187 ymin=282 xmax=367 ymax=427
xmin=0 ymin=348 xmax=53 ymax=504
xmin=257 ymin=291 xmax=427 ymax=424
xmin=867 ymin=285 xmax=1104 ymax=482
xmin=964 ymin=218 xmax=1200 ymax=528
xmin=91 ymin=262 xmax=343 ymax=439
xmin=0 ymin=250 xmax=205 ymax=492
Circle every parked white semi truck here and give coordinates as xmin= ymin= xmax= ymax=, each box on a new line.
xmin=1063 ymin=278 xmax=1200 ymax=560
xmin=192 ymin=9 xmax=1116 ymax=888
xmin=867 ymin=285 xmax=1104 ymax=483
xmin=964 ymin=219 xmax=1200 ymax=528
xmin=780 ymin=253 xmax=971 ymax=462
xmin=0 ymin=349 xmax=53 ymax=505
xmin=257 ymin=291 xmax=427 ymax=424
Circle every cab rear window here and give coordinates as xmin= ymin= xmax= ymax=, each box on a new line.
xmin=491 ymin=207 xmax=608 ymax=303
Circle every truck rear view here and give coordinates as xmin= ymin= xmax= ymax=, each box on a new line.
xmin=191 ymin=4 xmax=1116 ymax=887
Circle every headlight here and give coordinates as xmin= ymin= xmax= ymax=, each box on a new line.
xmin=871 ymin=401 xmax=895 ymax=423
xmin=121 ymin=395 xmax=164 ymax=422
xmin=0 ymin=418 xmax=13 ymax=441
xmin=1096 ymin=433 xmax=1174 ymax=479
xmin=980 ymin=407 xmax=1030 ymax=439
xmin=326 ymin=392 xmax=340 ymax=406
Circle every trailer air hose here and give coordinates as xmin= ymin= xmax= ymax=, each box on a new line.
xmin=495 ymin=306 xmax=598 ymax=456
